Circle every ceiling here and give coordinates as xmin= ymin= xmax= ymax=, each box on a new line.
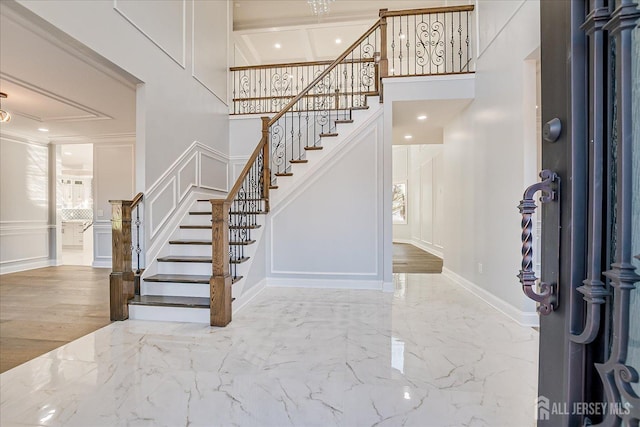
xmin=233 ymin=0 xmax=472 ymax=64
xmin=0 ymin=6 xmax=137 ymax=144
xmin=392 ymin=99 xmax=472 ymax=145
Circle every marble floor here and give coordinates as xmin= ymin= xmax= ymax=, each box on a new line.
xmin=0 ymin=274 xmax=538 ymax=427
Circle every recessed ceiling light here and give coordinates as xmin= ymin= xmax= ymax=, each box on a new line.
xmin=335 ymin=38 xmax=342 ymax=44
xmin=404 ymin=135 xmax=413 ymax=140
xmin=417 ymin=115 xmax=427 ymax=120
xmin=38 ymin=128 xmax=49 ymax=132
xmin=274 ymin=43 xmax=281 ymax=49
xmin=399 ymin=33 xmax=406 ymax=40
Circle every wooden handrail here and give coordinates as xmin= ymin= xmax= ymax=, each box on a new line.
xmin=231 ymin=57 xmax=375 ymax=72
xmin=130 ymin=192 xmax=144 ymax=209
xmin=268 ymin=18 xmax=382 ymax=127
xmin=379 ymin=4 xmax=474 ymax=18
xmin=225 ymin=117 xmax=271 ymax=203
xmin=233 ymin=90 xmax=378 ymax=103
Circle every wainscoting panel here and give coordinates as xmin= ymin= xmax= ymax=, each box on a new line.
xmin=178 ymin=152 xmax=198 ymax=202
xmin=93 ymin=220 xmax=113 ymax=268
xmin=199 ymin=152 xmax=228 ymax=192
xmin=0 ymin=222 xmax=51 ymax=274
xmin=149 ymin=178 xmax=176 ymax=238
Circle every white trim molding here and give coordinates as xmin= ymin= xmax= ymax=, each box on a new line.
xmin=442 ymin=267 xmax=539 ymax=327
xmin=267 ymin=277 xmax=384 ymax=291
xmin=113 ymin=0 xmax=186 ymax=69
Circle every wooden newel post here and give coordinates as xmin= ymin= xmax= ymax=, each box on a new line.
xmin=210 ymin=199 xmax=232 ymax=326
xmin=109 ymin=200 xmax=135 ymax=320
xmin=261 ymin=116 xmax=271 ymax=213
xmin=378 ymin=9 xmax=389 ymax=103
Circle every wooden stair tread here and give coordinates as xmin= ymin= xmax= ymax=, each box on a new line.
xmin=129 ymin=295 xmax=210 ymax=309
xmin=189 ymin=211 xmax=211 ymax=215
xmin=230 ymin=256 xmax=250 ymax=264
xmin=269 ymin=185 xmax=279 ymax=189
xmin=350 ymin=106 xmax=369 ymax=110
xmin=169 ymin=239 xmax=211 ymax=245
xmin=335 ymin=119 xmax=354 ymax=124
xmin=275 ymin=172 xmax=293 ymax=177
xmin=180 ymin=225 xmax=211 ymax=229
xmin=304 ymin=146 xmax=323 ymax=151
xmin=319 ymin=133 xmax=338 ymax=137
xmin=144 ymin=274 xmax=210 ymax=284
xmin=230 ymin=240 xmax=256 ymax=246
xmin=157 ymin=256 xmax=211 ymax=263
xmin=290 ymin=159 xmax=308 ymax=164
xmin=232 ymin=276 xmax=243 ymax=284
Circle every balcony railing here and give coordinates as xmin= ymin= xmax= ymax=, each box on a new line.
xmin=230 ymin=5 xmax=475 ymax=115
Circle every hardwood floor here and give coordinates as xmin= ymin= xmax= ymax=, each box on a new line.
xmin=393 ymin=243 xmax=443 ymax=273
xmin=0 ymin=266 xmax=111 ymax=373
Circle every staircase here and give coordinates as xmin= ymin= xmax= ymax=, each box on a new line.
xmin=109 ymin=5 xmax=475 ymax=326
xmin=127 ymin=100 xmax=377 ymax=324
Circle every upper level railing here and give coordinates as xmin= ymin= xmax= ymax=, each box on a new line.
xmin=230 ymin=5 xmax=475 ymax=115
xmin=382 ymin=6 xmax=474 ymax=77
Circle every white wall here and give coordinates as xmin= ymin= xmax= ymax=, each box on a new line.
xmin=441 ymin=0 xmax=540 ymax=324
xmin=16 ymin=0 xmax=232 ymax=257
xmin=267 ymin=114 xmax=386 ymax=288
xmin=92 ymin=143 xmax=135 ymax=267
xmin=393 ymin=144 xmax=445 ymax=258
xmin=0 ymin=136 xmax=51 ymax=273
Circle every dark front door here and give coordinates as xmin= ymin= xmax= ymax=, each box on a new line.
xmin=528 ymin=1 xmax=640 ymax=425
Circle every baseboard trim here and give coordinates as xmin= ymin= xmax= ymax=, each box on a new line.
xmin=91 ymin=260 xmax=112 ymax=269
xmin=267 ymin=277 xmax=383 ymax=290
xmin=0 ymin=258 xmax=55 ymax=275
xmin=441 ymin=267 xmax=539 ymax=327
xmin=232 ymin=278 xmax=267 ymax=315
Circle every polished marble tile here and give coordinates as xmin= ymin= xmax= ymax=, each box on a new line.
xmin=0 ymin=274 xmax=538 ymax=427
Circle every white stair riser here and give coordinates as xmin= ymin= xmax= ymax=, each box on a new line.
xmin=157 ymin=261 xmax=212 ymax=275
xmin=169 ymin=244 xmax=211 ymax=257
xmin=185 ymin=214 xmax=211 ymax=226
xmin=141 ymin=281 xmax=210 ymax=298
xmin=180 ymin=228 xmax=211 ymax=240
xmin=129 ymin=304 xmax=210 ymax=323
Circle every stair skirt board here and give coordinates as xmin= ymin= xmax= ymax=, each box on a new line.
xmin=129 ymin=304 xmax=210 ymax=323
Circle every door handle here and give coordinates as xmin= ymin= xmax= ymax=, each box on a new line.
xmin=517 ymin=169 xmax=559 ymax=315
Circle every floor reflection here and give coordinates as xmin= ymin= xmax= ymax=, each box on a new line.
xmin=1 ymin=273 xmax=539 ymax=427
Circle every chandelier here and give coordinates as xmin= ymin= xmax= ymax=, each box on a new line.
xmin=0 ymin=92 xmax=10 ymax=123
xmin=307 ymin=0 xmax=334 ymax=16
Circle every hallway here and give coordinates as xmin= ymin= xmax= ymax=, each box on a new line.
xmin=0 ymin=273 xmax=538 ymax=426
xmin=393 ymin=243 xmax=443 ymax=274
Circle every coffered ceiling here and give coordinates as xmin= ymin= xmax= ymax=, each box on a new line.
xmin=232 ymin=0 xmax=472 ymax=64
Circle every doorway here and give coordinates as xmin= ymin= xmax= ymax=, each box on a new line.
xmin=59 ymin=144 xmax=93 ymax=266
